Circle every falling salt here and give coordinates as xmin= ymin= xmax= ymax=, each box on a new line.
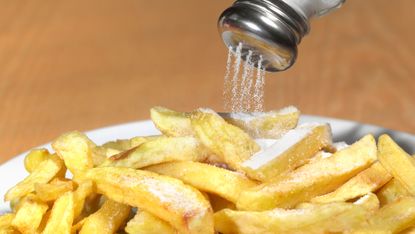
xmin=253 ymin=56 xmax=265 ymax=112
xmin=230 ymin=43 xmax=243 ymax=112
xmin=223 ymin=46 xmax=233 ymax=111
xmin=223 ymin=43 xmax=266 ymax=112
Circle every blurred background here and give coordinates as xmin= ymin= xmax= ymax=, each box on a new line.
xmin=0 ymin=0 xmax=414 ymax=162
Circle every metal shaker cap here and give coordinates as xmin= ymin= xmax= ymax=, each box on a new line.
xmin=218 ymin=0 xmax=310 ymax=72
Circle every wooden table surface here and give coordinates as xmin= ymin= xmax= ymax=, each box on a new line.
xmin=1 ymin=0 xmax=414 ymax=163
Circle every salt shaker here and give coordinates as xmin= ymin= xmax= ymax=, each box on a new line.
xmin=218 ymin=0 xmax=345 ymax=72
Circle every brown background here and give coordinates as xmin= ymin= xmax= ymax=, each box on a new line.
xmin=1 ymin=0 xmax=414 ymax=163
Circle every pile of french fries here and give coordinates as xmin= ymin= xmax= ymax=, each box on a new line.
xmin=1 ymin=106 xmax=415 ymax=234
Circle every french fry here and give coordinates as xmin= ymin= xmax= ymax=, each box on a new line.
xmin=354 ymin=197 xmax=415 ymax=233
xmin=5 ymin=155 xmax=64 ymax=201
xmin=378 ymin=134 xmax=415 ymax=195
xmin=220 ymin=106 xmax=300 ymax=139
xmin=73 ymin=180 xmax=95 ymax=220
xmin=214 ymin=202 xmax=369 ymax=234
xmin=208 ymin=194 xmax=236 ymax=212
xmin=79 ymin=199 xmax=130 ymax=234
xmin=296 ymin=193 xmax=380 ymax=212
xmin=190 ymin=108 xmax=260 ymax=172
xmin=35 ymin=179 xmax=74 ymax=202
xmin=42 ymin=191 xmax=74 ymax=234
xmin=125 ymin=210 xmax=176 ymax=234
xmin=101 ymin=137 xmax=210 ymax=169
xmin=311 ymin=162 xmax=392 ymax=203
xmin=0 ymin=213 xmax=18 ymax=234
xmin=11 ymin=194 xmax=48 ymax=233
xmin=146 ymin=161 xmax=258 ymax=203
xmin=241 ymin=123 xmax=332 ymax=181
xmin=86 ymin=167 xmax=214 ymax=234
xmin=101 ymin=136 xmax=149 ymax=151
xmin=376 ymin=178 xmax=411 ymax=206
xmin=52 ymin=131 xmax=95 ymax=174
xmin=237 ymin=135 xmax=377 ymax=210
xmin=24 ymin=148 xmax=50 ymax=173
xmin=151 ymin=106 xmax=194 ymax=137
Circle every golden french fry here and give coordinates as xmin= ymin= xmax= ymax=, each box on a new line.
xmin=42 ymin=191 xmax=74 ymax=234
xmin=35 ymin=179 xmax=74 ymax=202
xmin=0 ymin=214 xmax=14 ymax=228
xmin=5 ymin=155 xmax=64 ymax=201
xmin=11 ymin=194 xmax=48 ymax=233
xmin=79 ymin=199 xmax=130 ymax=234
xmin=378 ymin=134 xmax=415 ymax=195
xmin=352 ymin=192 xmax=380 ymax=212
xmin=86 ymin=167 xmax=214 ymax=234
xmin=0 ymin=213 xmax=18 ymax=234
xmin=52 ymin=131 xmax=95 ymax=174
xmin=241 ymin=123 xmax=332 ymax=181
xmin=151 ymin=106 xmax=194 ymax=137
xmin=311 ymin=162 xmax=392 ymax=203
xmin=220 ymin=106 xmax=300 ymax=139
xmin=146 ymin=161 xmax=257 ymax=203
xmin=190 ymin=108 xmax=260 ymax=172
xmin=355 ymin=197 xmax=415 ymax=233
xmin=102 ymin=136 xmax=149 ymax=151
xmin=101 ymin=137 xmax=209 ymax=169
xmin=73 ymin=180 xmax=95 ymax=219
xmin=214 ymin=202 xmax=369 ymax=234
xmin=376 ymin=178 xmax=411 ymax=206
xmin=296 ymin=193 xmax=379 ymax=212
xmin=125 ymin=210 xmax=175 ymax=234
xmin=208 ymin=194 xmax=236 ymax=212
xmin=24 ymin=149 xmax=50 ymax=173
xmin=237 ymin=135 xmax=377 ymax=210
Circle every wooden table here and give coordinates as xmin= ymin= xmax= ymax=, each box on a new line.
xmin=1 ymin=0 xmax=414 ymax=163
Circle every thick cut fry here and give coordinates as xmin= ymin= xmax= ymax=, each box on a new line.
xmin=242 ymin=123 xmax=332 ymax=181
xmin=377 ymin=178 xmax=411 ymax=206
xmin=0 ymin=213 xmax=17 ymax=234
xmin=146 ymin=161 xmax=257 ymax=203
xmin=102 ymin=136 xmax=149 ymax=151
xmin=378 ymin=134 xmax=415 ymax=195
xmin=0 ymin=214 xmax=14 ymax=228
xmin=52 ymin=131 xmax=95 ymax=174
xmin=237 ymin=135 xmax=377 ymax=210
xmin=43 ymin=191 xmax=74 ymax=234
xmin=215 ymin=202 xmax=369 ymax=234
xmin=296 ymin=193 xmax=380 ymax=212
xmin=11 ymin=195 xmax=48 ymax=233
xmin=125 ymin=210 xmax=175 ymax=234
xmin=355 ymin=197 xmax=415 ymax=233
xmin=311 ymin=162 xmax=392 ymax=203
xmin=190 ymin=108 xmax=260 ymax=172
xmin=73 ymin=180 xmax=95 ymax=219
xmin=101 ymin=137 xmax=209 ymax=169
xmin=151 ymin=106 xmax=194 ymax=137
xmin=24 ymin=149 xmax=50 ymax=173
xmin=220 ymin=106 xmax=300 ymax=139
xmin=35 ymin=179 xmax=74 ymax=202
xmin=80 ymin=199 xmax=130 ymax=234
xmin=5 ymin=155 xmax=64 ymax=201
xmin=86 ymin=167 xmax=214 ymax=234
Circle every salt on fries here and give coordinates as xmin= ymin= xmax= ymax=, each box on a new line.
xmin=1 ymin=106 xmax=415 ymax=234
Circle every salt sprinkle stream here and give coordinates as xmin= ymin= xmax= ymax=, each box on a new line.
xmin=223 ymin=43 xmax=266 ymax=112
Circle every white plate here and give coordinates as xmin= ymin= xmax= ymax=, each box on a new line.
xmin=1 ymin=116 xmax=415 ymax=213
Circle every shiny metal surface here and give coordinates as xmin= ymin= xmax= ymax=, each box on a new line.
xmin=218 ymin=0 xmax=344 ymax=72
